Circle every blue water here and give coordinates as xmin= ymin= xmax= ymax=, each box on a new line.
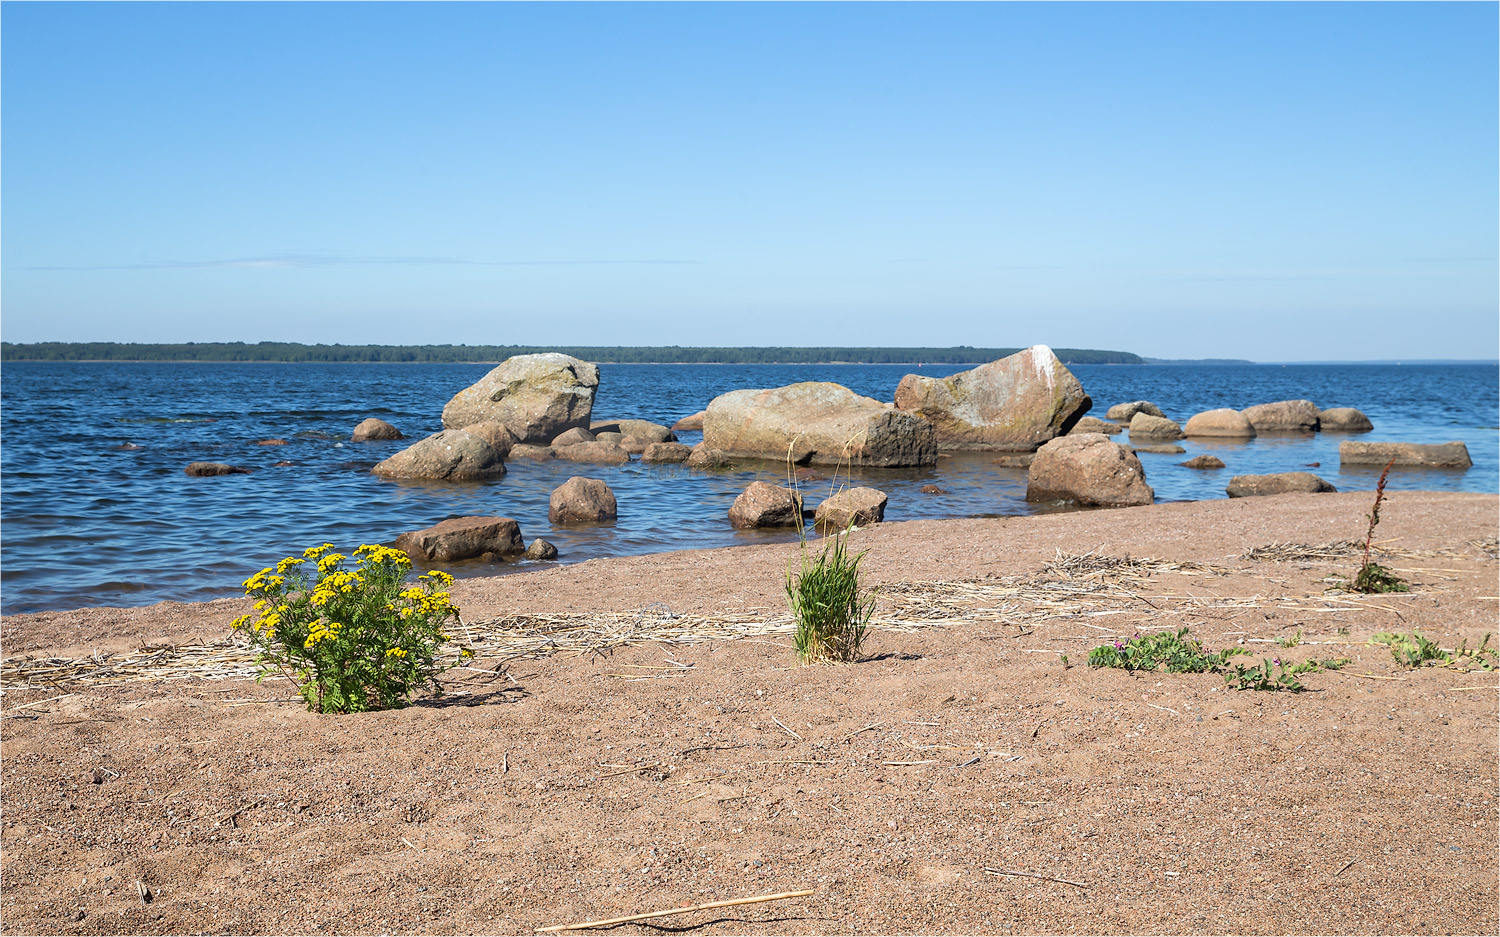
xmin=2 ymin=361 xmax=1495 ymax=614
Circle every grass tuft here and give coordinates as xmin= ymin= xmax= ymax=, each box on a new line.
xmin=786 ymin=527 xmax=874 ymax=664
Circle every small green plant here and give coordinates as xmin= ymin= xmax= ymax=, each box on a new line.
xmin=1059 ymin=653 xmax=1071 ymax=669
xmin=1336 ymin=626 xmax=1350 ymax=637
xmin=233 ymin=543 xmax=471 ymax=713
xmin=1352 ymin=459 xmax=1409 ymax=593
xmin=1373 ymin=631 xmax=1497 ymax=671
xmin=1224 ymin=656 xmax=1351 ymax=692
xmin=1087 ymin=628 xmax=1248 ymax=674
xmin=1277 ymin=629 xmax=1304 ymax=649
xmin=786 ymin=526 xmax=874 ymax=663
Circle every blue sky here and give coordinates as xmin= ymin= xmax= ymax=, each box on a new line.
xmin=3 ymin=2 xmax=1495 ymax=360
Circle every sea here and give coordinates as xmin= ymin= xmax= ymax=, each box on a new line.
xmin=2 ymin=361 xmax=1495 ymax=615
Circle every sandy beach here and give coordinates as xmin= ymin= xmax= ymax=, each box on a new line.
xmin=2 ymin=490 xmax=1497 ymax=935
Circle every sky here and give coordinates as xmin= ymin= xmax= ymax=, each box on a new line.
xmin=2 ymin=2 xmax=1496 ymax=361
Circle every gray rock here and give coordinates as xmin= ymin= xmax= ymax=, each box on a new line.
xmin=1128 ymin=412 xmax=1185 ymax=440
xmin=1226 ymin=472 xmax=1337 ymax=497
xmin=991 ymin=453 xmax=1035 ymax=468
xmin=728 ymin=481 xmax=804 ymax=529
xmin=686 ymin=444 xmax=732 ymax=469
xmin=372 ymin=430 xmax=507 ymax=481
xmin=619 ymin=435 xmax=655 ymax=455
xmin=554 ymin=441 xmax=630 ymax=464
xmin=524 ymin=538 xmax=558 ymax=561
xmin=705 ymin=382 xmax=936 ymax=467
xmin=184 ymin=462 xmax=250 ymax=477
xmin=1318 ymin=408 xmax=1374 ymax=432
xmin=507 ymin=444 xmax=556 ymax=461
xmin=1181 ymin=454 xmax=1226 ymax=469
xmin=459 ymin=421 xmax=518 ymax=458
xmin=591 ymin=419 xmax=675 ymax=444
xmin=441 ymin=353 xmax=599 ymax=443
xmin=351 ymin=418 xmax=403 ymax=441
xmin=1070 ymin=416 xmax=1122 ymax=435
xmin=551 ymin=427 xmax=597 ymax=447
xmin=1183 ymin=408 xmax=1256 ymax=438
xmin=894 ymin=345 xmax=1091 ymax=451
xmin=1025 ymin=433 xmax=1154 ymax=507
xmin=1241 ymin=400 xmax=1320 ymax=432
xmin=549 ymin=477 xmax=618 ymax=524
xmin=1106 ymin=401 xmax=1164 ymax=422
xmin=594 ymin=431 xmax=625 ymax=446
xmin=1133 ymin=444 xmax=1186 ymax=454
xmin=672 ymin=410 xmax=707 ymax=432
xmin=814 ymin=487 xmax=889 ymax=530
xmin=394 ymin=516 xmax=524 ymax=562
xmin=1339 ymin=441 xmax=1472 ymax=468
xmin=640 ymin=442 xmax=694 ymax=463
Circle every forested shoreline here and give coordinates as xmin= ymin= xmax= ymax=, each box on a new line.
xmin=1 ymin=342 xmax=1143 ymax=365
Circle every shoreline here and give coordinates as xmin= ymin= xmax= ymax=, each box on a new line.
xmin=1 ymin=489 xmax=1495 ymax=934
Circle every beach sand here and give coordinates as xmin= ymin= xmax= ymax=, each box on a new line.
xmin=2 ymin=490 xmax=1497 ymax=935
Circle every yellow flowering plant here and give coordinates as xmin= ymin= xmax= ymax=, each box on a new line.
xmin=231 ymin=543 xmax=471 ymax=713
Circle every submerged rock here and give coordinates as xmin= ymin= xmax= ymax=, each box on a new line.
xmin=351 ymin=418 xmax=403 ymax=441
xmin=705 ymin=382 xmax=936 ymax=467
xmin=184 ymin=462 xmax=250 ymax=477
xmin=507 ymin=444 xmax=556 ymax=461
xmin=549 ymin=477 xmax=618 ymax=524
xmin=686 ymin=444 xmax=732 ymax=469
xmin=441 ymin=353 xmax=599 ymax=443
xmin=1339 ymin=441 xmax=1471 ymax=468
xmin=554 ymin=441 xmax=631 ymax=465
xmin=1226 ymin=472 xmax=1337 ymax=497
xmin=894 ymin=345 xmax=1091 ymax=451
xmin=640 ymin=442 xmax=693 ymax=463
xmin=394 ymin=516 xmax=524 ymax=562
xmin=1025 ymin=434 xmax=1153 ymax=507
xmin=372 ymin=430 xmax=506 ymax=481
xmin=1133 ymin=443 xmax=1186 ymax=454
xmin=1181 ymin=455 xmax=1226 ymax=469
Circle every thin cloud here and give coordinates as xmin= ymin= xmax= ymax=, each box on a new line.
xmin=23 ymin=254 xmax=699 ymax=271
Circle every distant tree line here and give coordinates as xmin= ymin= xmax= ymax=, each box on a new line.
xmin=1 ymin=342 xmax=1143 ymax=365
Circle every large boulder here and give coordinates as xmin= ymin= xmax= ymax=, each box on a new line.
xmin=459 ymin=421 xmax=518 ymax=458
xmin=393 ymin=516 xmax=524 ymax=563
xmin=372 ymin=430 xmax=506 ymax=481
xmin=672 ymin=411 xmax=707 ymax=432
xmin=1339 ymin=441 xmax=1471 ymax=468
xmin=1069 ymin=416 xmax=1122 ymax=436
xmin=1128 ymin=413 xmax=1185 ymax=440
xmin=814 ymin=487 xmax=889 ymax=530
xmin=1025 ymin=434 xmax=1154 ymax=507
xmin=184 ymin=462 xmax=250 ymax=477
xmin=1318 ymin=408 xmax=1374 ymax=432
xmin=441 ymin=353 xmax=599 ymax=443
xmin=893 ymin=345 xmax=1091 ymax=451
xmin=1106 ymin=401 xmax=1164 ymax=423
xmin=549 ymin=477 xmax=618 ymax=524
xmin=1226 ymin=472 xmax=1337 ymax=497
xmin=641 ymin=442 xmax=693 ymax=463
xmin=705 ymin=383 xmax=936 ymax=467
xmin=352 ymin=418 xmax=403 ymax=441
xmin=727 ymin=481 xmax=804 ymax=529
xmin=555 ymin=441 xmax=631 ymax=464
xmin=1183 ymin=409 xmax=1256 ymax=438
xmin=1241 ymin=400 xmax=1320 ymax=432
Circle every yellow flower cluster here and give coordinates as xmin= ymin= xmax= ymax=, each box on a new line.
xmin=317 ymin=553 xmax=347 ymax=573
xmin=242 ymin=568 xmax=286 ymax=593
xmin=276 ymin=556 xmax=304 ymax=575
xmin=303 ymin=543 xmax=335 ymax=559
xmin=385 ymin=647 xmax=408 ymax=658
xmin=304 ymin=620 xmax=342 ymax=649
xmin=419 ymin=570 xmax=455 ymax=586
xmin=356 ymin=544 xmax=412 ymax=569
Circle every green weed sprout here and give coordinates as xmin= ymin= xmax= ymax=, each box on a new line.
xmin=1373 ymin=631 xmax=1497 ymax=671
xmin=233 ymin=543 xmax=471 ymax=713
xmin=1353 ymin=459 xmax=1409 ymax=593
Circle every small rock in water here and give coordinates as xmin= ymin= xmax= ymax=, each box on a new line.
xmin=1304 ymin=462 xmax=1320 ymax=468
xmin=255 ymin=439 xmax=287 ymax=446
xmin=524 ymin=538 xmax=559 ymax=560
xmin=273 ymin=460 xmax=296 ymax=467
xmin=352 ymin=418 xmax=404 ymax=441
xmin=991 ymin=454 xmax=1034 ymax=468
xmin=115 ymin=443 xmax=143 ymax=451
xmin=1133 ymin=443 xmax=1186 ymax=455
xmin=550 ymin=477 xmax=618 ymax=524
xmin=920 ymin=484 xmax=946 ymax=494
xmin=728 ymin=481 xmax=803 ymax=529
xmin=1180 ymin=455 xmax=1226 ymax=469
xmin=184 ymin=462 xmax=250 ymax=477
